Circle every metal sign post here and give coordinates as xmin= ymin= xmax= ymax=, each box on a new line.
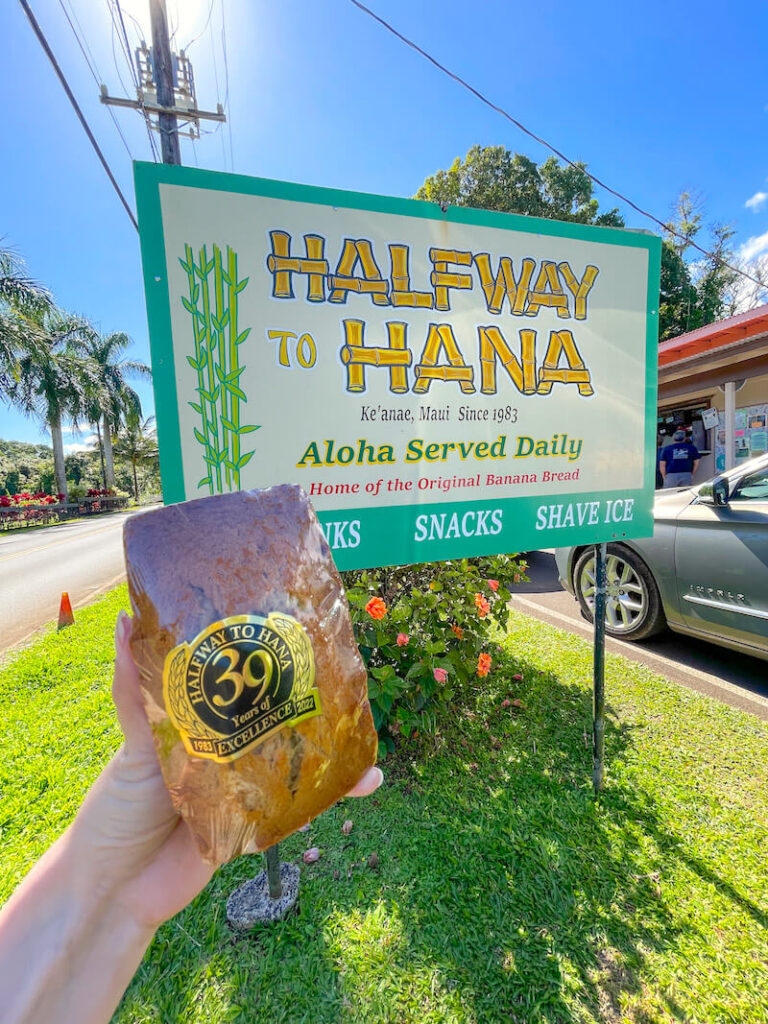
xmin=592 ymin=543 xmax=607 ymax=795
xmin=265 ymin=844 xmax=283 ymax=899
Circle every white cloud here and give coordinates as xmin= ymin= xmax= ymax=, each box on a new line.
xmin=63 ymin=432 xmax=97 ymax=455
xmin=739 ymin=230 xmax=768 ymax=261
xmin=745 ymin=191 xmax=768 ymax=212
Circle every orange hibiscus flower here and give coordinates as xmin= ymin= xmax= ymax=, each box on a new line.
xmin=365 ymin=597 xmax=387 ymax=620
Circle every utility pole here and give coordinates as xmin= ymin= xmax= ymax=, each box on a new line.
xmin=148 ymin=0 xmax=180 ymax=165
xmin=100 ymin=0 xmax=225 ymax=159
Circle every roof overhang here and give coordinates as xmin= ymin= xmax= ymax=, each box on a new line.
xmin=659 ymin=304 xmax=768 ymax=367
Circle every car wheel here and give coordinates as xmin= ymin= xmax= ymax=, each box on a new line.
xmin=573 ymin=545 xmax=666 ymax=640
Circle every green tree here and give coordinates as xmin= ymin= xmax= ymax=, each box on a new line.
xmin=689 ymin=224 xmax=738 ymax=328
xmin=0 ymin=247 xmax=51 ymax=399
xmin=661 ymin=193 xmax=740 ymax=337
xmin=658 ymin=242 xmax=697 ymax=341
xmin=9 ymin=311 xmax=97 ymax=499
xmin=76 ymin=331 xmax=151 ymax=489
xmin=415 ymin=145 xmax=624 ymax=226
xmin=418 ymin=152 xmax=749 ymax=342
xmin=112 ymin=415 xmax=158 ymax=500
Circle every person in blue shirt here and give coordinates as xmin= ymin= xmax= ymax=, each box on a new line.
xmin=660 ymin=428 xmax=700 ymax=488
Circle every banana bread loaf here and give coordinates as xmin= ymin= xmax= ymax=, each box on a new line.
xmin=123 ymin=485 xmax=377 ymax=864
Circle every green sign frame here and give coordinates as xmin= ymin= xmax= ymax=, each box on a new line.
xmin=134 ymin=162 xmax=660 ymax=571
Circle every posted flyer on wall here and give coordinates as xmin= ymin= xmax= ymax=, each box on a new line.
xmin=135 ymin=163 xmax=661 ymax=569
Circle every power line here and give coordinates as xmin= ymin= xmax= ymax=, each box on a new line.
xmin=183 ymin=0 xmax=215 ymax=51
xmin=220 ymin=0 xmax=234 ymax=171
xmin=19 ymin=0 xmax=138 ymax=231
xmin=57 ymin=0 xmax=134 ymax=161
xmin=108 ymin=0 xmax=160 ymax=160
xmin=208 ymin=1 xmax=227 ymax=169
xmin=346 ymin=0 xmax=765 ymax=292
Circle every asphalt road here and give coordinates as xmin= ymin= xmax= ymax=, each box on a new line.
xmin=0 ymin=509 xmax=134 ymax=653
xmin=511 ymin=549 xmax=768 ymax=720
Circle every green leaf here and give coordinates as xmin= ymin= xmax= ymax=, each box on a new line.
xmin=178 ymin=257 xmax=191 ymax=273
xmin=372 ymin=665 xmax=396 ymax=682
xmin=225 ymin=383 xmax=247 ymax=401
xmin=378 ymin=693 xmax=394 ymax=714
xmin=197 ymin=476 xmax=212 ymax=488
xmin=188 ymin=401 xmax=203 ymax=414
xmin=193 ymin=428 xmax=207 ymax=445
xmin=235 ymin=277 xmax=250 ymax=293
xmin=239 ymin=424 xmax=260 ymax=434
xmin=192 ymin=284 xmax=199 ymax=303
xmin=186 ymin=355 xmax=205 ymax=371
xmin=221 ymin=417 xmax=236 ymax=432
xmin=181 ymin=297 xmax=195 ymax=314
xmin=236 ymin=450 xmax=255 ymax=470
xmin=235 ymin=328 xmax=251 ymax=345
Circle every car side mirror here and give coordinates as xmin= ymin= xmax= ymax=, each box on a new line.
xmin=699 ymin=476 xmax=730 ymax=506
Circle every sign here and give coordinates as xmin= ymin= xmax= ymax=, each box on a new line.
xmin=135 ymin=164 xmax=660 ymax=570
xmin=715 ymin=405 xmax=768 ymax=470
xmin=701 ymin=407 xmax=719 ymax=430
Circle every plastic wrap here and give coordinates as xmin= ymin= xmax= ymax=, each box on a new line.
xmin=123 ymin=484 xmax=378 ymax=865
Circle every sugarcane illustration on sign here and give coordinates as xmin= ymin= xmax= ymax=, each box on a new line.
xmin=179 ymin=244 xmax=259 ymax=493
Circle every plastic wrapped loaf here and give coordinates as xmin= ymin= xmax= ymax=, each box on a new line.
xmin=124 ymin=484 xmax=378 ymax=865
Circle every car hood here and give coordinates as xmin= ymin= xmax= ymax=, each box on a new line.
xmin=652 ymin=487 xmax=695 ymax=520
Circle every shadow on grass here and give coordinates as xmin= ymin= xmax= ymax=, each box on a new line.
xmin=117 ymin=651 xmax=765 ymax=1024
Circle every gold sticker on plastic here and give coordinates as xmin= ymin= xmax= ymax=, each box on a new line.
xmin=163 ymin=613 xmax=320 ymax=763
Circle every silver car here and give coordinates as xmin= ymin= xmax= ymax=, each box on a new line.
xmin=555 ymin=452 xmax=768 ymax=661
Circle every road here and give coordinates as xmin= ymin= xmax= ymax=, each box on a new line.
xmin=0 ymin=510 xmax=134 ymax=653
xmin=511 ymin=550 xmax=768 ymax=720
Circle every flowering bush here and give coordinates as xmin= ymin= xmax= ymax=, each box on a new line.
xmin=343 ymin=554 xmax=526 ymax=756
xmin=0 ymin=491 xmax=63 ymax=508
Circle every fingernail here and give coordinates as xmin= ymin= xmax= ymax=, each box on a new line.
xmin=115 ymin=610 xmax=131 ymax=649
xmin=369 ymin=766 xmax=384 ymax=789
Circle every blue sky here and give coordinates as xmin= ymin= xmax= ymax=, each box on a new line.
xmin=3 ymin=0 xmax=768 ymax=446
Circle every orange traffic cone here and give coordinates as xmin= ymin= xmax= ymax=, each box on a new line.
xmin=58 ymin=592 xmax=75 ymax=630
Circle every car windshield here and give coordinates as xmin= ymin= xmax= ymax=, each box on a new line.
xmin=694 ymin=453 xmax=768 ymax=491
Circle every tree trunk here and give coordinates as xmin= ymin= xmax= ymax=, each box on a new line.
xmin=102 ymin=415 xmax=115 ymax=488
xmin=50 ymin=414 xmax=68 ymax=500
xmin=95 ymin=420 xmax=107 ymax=490
xmin=132 ymin=458 xmax=139 ymax=501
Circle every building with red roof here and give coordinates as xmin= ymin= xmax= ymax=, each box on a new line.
xmin=657 ymin=304 xmax=768 ymax=478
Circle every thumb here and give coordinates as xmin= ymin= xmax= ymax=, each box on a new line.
xmin=112 ymin=610 xmax=156 ymax=756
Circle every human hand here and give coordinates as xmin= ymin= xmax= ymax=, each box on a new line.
xmin=69 ymin=611 xmax=383 ymax=931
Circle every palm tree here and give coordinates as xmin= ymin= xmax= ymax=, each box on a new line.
xmin=10 ymin=310 xmax=97 ymax=499
xmin=112 ymin=415 xmax=158 ymax=500
xmin=76 ymin=332 xmax=151 ymax=488
xmin=0 ymin=246 xmax=51 ymax=399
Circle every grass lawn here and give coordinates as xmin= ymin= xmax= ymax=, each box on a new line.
xmin=3 ymin=585 xmax=768 ymax=1023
